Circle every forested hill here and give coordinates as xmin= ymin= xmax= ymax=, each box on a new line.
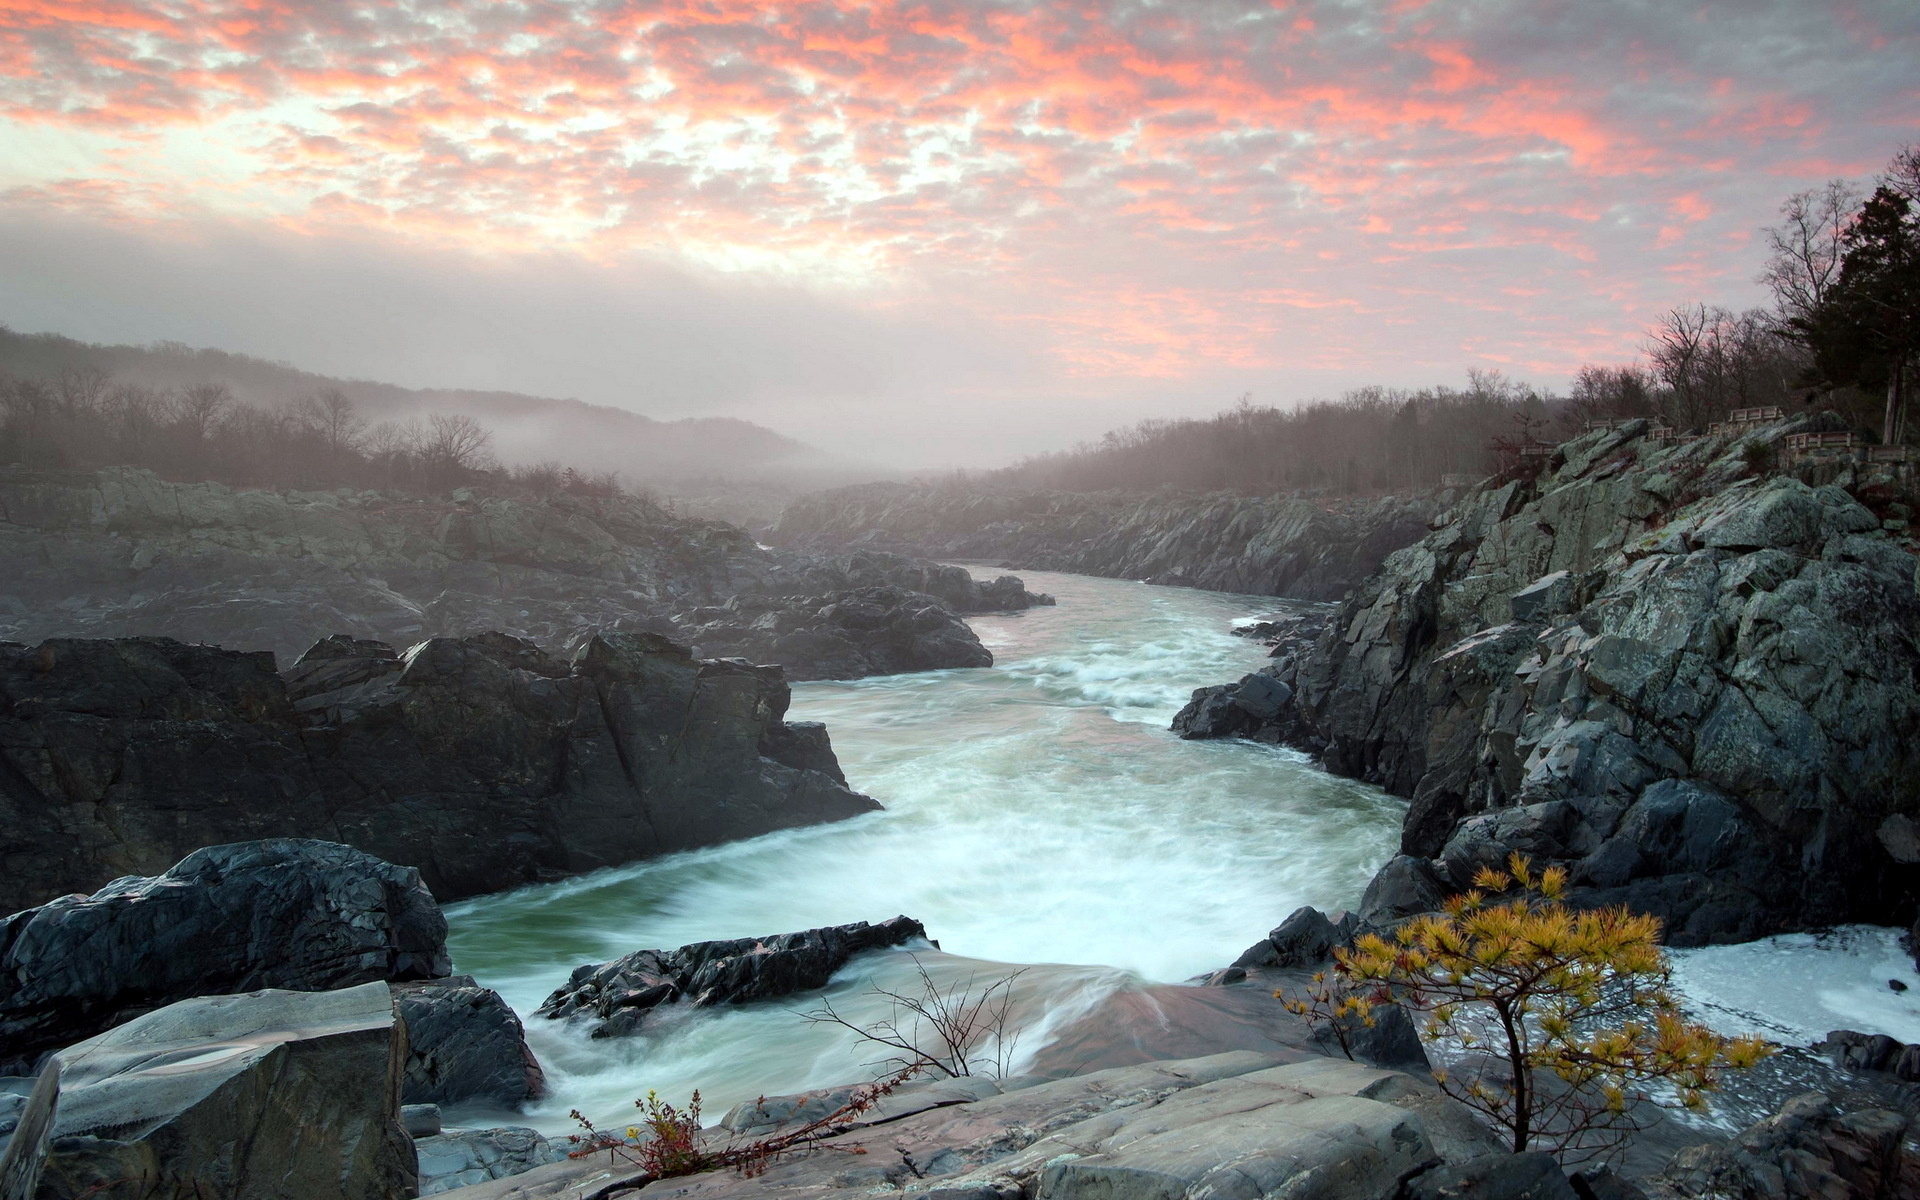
xmin=0 ymin=325 xmax=844 ymax=487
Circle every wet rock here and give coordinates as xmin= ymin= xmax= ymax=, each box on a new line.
xmin=1653 ymin=1091 xmax=1920 ymax=1199
xmin=416 ymin=1126 xmax=566 ymax=1196
xmin=1820 ymin=1030 xmax=1920 ymax=1082
xmin=0 ymin=839 xmax=448 ymax=1075
xmin=537 ymin=916 xmax=929 ymax=1038
xmin=0 ymin=630 xmax=878 ymax=913
xmin=1231 ymin=906 xmax=1357 ymax=969
xmin=393 ymin=977 xmax=545 ymax=1110
xmin=1404 ymin=1152 xmax=1580 ymax=1200
xmin=675 ymin=586 xmax=994 ymax=680
xmin=0 ymin=982 xmax=415 ymax=1200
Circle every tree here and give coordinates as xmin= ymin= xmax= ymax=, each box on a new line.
xmin=1761 ymin=180 xmax=1863 ymax=328
xmin=295 ymin=387 xmax=367 ymax=462
xmin=1302 ymin=854 xmax=1772 ymax=1163
xmin=421 ymin=412 xmax=494 ymax=484
xmin=1794 ymin=186 xmax=1920 ymax=445
xmin=801 ymin=956 xmax=1025 ymax=1080
xmin=173 ymin=383 xmax=234 ymax=443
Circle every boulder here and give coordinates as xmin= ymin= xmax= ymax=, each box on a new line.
xmin=538 ymin=916 xmax=929 ymax=1038
xmin=416 ymin=1127 xmax=565 ymax=1196
xmin=0 ymin=630 xmax=879 ymax=913
xmin=0 ymin=839 xmax=448 ymax=1075
xmin=393 ymin=977 xmax=545 ymax=1110
xmin=1404 ymin=1152 xmax=1580 ymax=1200
xmin=1654 ymin=1091 xmax=1920 ymax=1199
xmin=1231 ymin=906 xmax=1357 ymax=969
xmin=675 ymin=586 xmax=993 ymax=680
xmin=0 ymin=982 xmax=416 ymax=1200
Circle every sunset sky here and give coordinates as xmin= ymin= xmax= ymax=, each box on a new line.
xmin=2 ymin=1 xmax=1917 ymax=465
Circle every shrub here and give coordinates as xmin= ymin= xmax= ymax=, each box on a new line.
xmin=1285 ymin=853 xmax=1773 ymax=1162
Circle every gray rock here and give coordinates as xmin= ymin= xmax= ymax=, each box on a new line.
xmin=394 ymin=977 xmax=545 ymax=1110
xmin=770 ymin=483 xmax=1439 ymax=603
xmin=417 ymin=1126 xmax=565 ymax=1196
xmin=1266 ymin=417 xmax=1920 ymax=941
xmin=1404 ymin=1152 xmax=1579 ymax=1200
xmin=0 ymin=839 xmax=448 ymax=1075
xmin=675 ymin=586 xmax=993 ymax=680
xmin=1654 ymin=1091 xmax=1920 ymax=1198
xmin=0 ymin=630 xmax=878 ymax=914
xmin=0 ymin=982 xmax=415 ymax=1200
xmin=1231 ymin=906 xmax=1355 ymax=969
xmin=538 ymin=916 xmax=929 ymax=1038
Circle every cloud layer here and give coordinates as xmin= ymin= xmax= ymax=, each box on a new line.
xmin=3 ymin=0 xmax=1917 ymax=463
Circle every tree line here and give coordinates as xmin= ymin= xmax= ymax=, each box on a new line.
xmin=0 ymin=370 xmax=628 ymax=500
xmin=988 ymin=144 xmax=1918 ymax=496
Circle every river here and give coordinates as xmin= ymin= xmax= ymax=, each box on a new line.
xmin=440 ymin=568 xmax=1920 ymax=1138
xmin=442 ymin=569 xmax=1404 ymax=1132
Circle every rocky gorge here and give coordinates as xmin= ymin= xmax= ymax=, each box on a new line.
xmin=770 ymin=483 xmax=1439 ymax=602
xmin=0 ymin=466 xmax=1049 ymax=682
xmin=1174 ymin=414 xmax=1920 ymax=946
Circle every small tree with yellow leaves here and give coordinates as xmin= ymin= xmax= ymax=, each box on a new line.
xmin=1292 ymin=853 xmax=1772 ymax=1162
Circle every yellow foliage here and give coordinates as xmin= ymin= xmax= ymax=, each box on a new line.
xmin=1296 ymin=853 xmax=1773 ymax=1162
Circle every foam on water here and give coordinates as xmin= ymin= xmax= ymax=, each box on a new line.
xmin=443 ymin=571 xmax=1401 ymax=1133
xmin=1669 ymin=925 xmax=1920 ymax=1045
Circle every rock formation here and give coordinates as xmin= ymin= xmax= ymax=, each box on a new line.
xmin=393 ymin=978 xmax=546 ymax=1111
xmin=771 ymin=483 xmax=1438 ymax=601
xmin=0 ymin=630 xmax=878 ymax=914
xmin=0 ymin=982 xmax=418 ymax=1200
xmin=0 ymin=468 xmax=1046 ymax=679
xmin=538 ymin=916 xmax=929 ymax=1038
xmin=675 ymin=586 xmax=993 ymax=680
xmin=0 ymin=840 xmax=449 ymax=1074
xmin=1178 ymin=417 xmax=1920 ymax=943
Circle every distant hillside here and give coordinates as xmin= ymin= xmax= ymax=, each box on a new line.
xmin=0 ymin=325 xmax=868 ymax=497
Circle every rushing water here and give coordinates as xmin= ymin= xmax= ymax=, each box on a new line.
xmin=443 ymin=570 xmax=1405 ymax=1132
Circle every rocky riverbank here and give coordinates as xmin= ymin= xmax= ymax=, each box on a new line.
xmin=0 ymin=630 xmax=878 ymax=914
xmin=0 ymin=467 xmax=1048 ymax=680
xmin=1176 ymin=415 xmax=1920 ymax=945
xmin=770 ymin=482 xmax=1439 ymax=601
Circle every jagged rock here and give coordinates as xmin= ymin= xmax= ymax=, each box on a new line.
xmin=1247 ymin=418 xmax=1920 ymax=941
xmin=675 ymin=586 xmax=994 ymax=680
xmin=393 ymin=977 xmax=545 ymax=1110
xmin=1652 ymin=1091 xmax=1920 ymax=1199
xmin=0 ymin=467 xmax=1033 ymax=682
xmin=0 ymin=839 xmax=448 ymax=1075
xmin=0 ymin=630 xmax=878 ymax=913
xmin=1820 ymin=1030 xmax=1920 ymax=1082
xmin=537 ymin=916 xmax=928 ymax=1038
xmin=416 ymin=1127 xmax=565 ymax=1196
xmin=1231 ymin=906 xmax=1358 ymax=969
xmin=1404 ymin=1152 xmax=1580 ymax=1200
xmin=0 ymin=983 xmax=416 ymax=1200
xmin=770 ymin=484 xmax=1439 ymax=602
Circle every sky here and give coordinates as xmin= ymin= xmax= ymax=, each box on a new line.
xmin=1 ymin=1 xmax=1917 ymax=467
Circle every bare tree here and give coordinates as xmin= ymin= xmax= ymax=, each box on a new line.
xmin=801 ymin=957 xmax=1026 ymax=1081
xmin=173 ymin=383 xmax=235 ymax=443
xmin=421 ymin=412 xmax=494 ymax=484
xmin=295 ymin=387 xmax=367 ymax=461
xmin=1761 ymin=180 xmax=1863 ymax=327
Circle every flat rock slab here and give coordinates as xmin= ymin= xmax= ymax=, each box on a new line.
xmin=438 ymin=1052 xmax=1502 ymax=1200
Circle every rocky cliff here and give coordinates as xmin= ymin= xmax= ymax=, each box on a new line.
xmin=770 ymin=483 xmax=1439 ymax=601
xmin=0 ymin=468 xmax=1047 ymax=679
xmin=1179 ymin=416 xmax=1920 ymax=942
xmin=0 ymin=631 xmax=878 ymax=914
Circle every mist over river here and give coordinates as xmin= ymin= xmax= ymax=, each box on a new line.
xmin=442 ymin=570 xmax=1405 ymax=1132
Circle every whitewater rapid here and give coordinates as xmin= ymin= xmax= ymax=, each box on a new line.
xmin=440 ymin=568 xmax=1920 ymax=1137
xmin=442 ymin=570 xmax=1403 ymax=1132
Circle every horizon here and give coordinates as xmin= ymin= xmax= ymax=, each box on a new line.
xmin=3 ymin=0 xmax=1917 ymax=468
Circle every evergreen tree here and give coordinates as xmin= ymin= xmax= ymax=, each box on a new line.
xmin=1794 ymin=186 xmax=1920 ymax=444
